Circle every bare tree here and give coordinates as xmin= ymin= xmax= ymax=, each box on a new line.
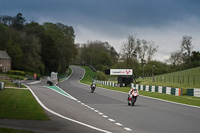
xmin=147 ymin=41 xmax=158 ymax=62
xmin=181 ymin=35 xmax=193 ymax=63
xmin=168 ymin=50 xmax=183 ymax=67
xmin=121 ymin=35 xmax=138 ymax=59
xmin=138 ymin=39 xmax=148 ymax=66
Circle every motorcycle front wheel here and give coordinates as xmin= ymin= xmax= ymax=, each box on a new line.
xmin=91 ymin=88 xmax=95 ymax=93
xmin=131 ymin=97 xmax=136 ymax=106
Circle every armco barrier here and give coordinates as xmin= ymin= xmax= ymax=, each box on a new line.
xmin=94 ymin=80 xmax=119 ymax=87
xmin=187 ymin=89 xmax=200 ymax=97
xmin=131 ymin=83 xmax=182 ymax=96
xmin=194 ymin=89 xmax=200 ymax=97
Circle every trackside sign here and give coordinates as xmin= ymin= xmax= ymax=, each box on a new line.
xmin=110 ymin=69 xmax=133 ymax=75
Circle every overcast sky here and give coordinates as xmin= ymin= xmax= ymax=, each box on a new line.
xmin=1 ymin=0 xmax=200 ymax=61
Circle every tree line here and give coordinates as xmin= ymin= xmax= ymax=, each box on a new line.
xmin=0 ymin=13 xmax=77 ymax=75
xmin=1 ymin=13 xmax=199 ymax=78
xmin=74 ymin=35 xmax=199 ymax=79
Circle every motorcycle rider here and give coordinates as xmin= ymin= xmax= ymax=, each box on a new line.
xmin=90 ymin=82 xmax=96 ymax=93
xmin=128 ymin=87 xmax=134 ymax=96
xmin=91 ymin=82 xmax=96 ymax=88
xmin=128 ymin=87 xmax=137 ymax=101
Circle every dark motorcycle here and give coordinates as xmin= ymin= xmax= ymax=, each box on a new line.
xmin=90 ymin=83 xmax=96 ymax=93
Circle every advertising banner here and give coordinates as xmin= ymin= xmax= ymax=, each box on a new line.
xmin=110 ymin=69 xmax=133 ymax=75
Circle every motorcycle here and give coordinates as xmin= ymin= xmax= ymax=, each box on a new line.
xmin=128 ymin=89 xmax=139 ymax=106
xmin=90 ymin=83 xmax=96 ymax=93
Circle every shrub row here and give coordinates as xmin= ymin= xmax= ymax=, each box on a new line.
xmin=7 ymin=70 xmax=25 ymax=76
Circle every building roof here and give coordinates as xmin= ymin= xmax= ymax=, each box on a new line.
xmin=0 ymin=50 xmax=11 ymax=59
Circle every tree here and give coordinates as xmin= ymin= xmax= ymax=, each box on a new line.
xmin=40 ymin=34 xmax=59 ymax=74
xmin=96 ymin=51 xmax=112 ymax=67
xmin=0 ymin=15 xmax=14 ymax=26
xmin=79 ymin=40 xmax=117 ymax=68
xmin=147 ymin=41 xmax=158 ymax=62
xmin=168 ymin=50 xmax=183 ymax=67
xmin=121 ymin=35 xmax=139 ymax=59
xmin=43 ymin=22 xmax=77 ymax=73
xmin=190 ymin=51 xmax=200 ymax=67
xmin=20 ymin=33 xmax=43 ymax=73
xmin=5 ymin=39 xmax=23 ymax=70
xmin=138 ymin=39 xmax=148 ymax=66
xmin=109 ymin=46 xmax=119 ymax=65
xmin=181 ymin=35 xmax=193 ymax=63
xmin=12 ymin=13 xmax=26 ymax=30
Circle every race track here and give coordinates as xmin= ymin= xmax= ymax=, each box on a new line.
xmin=2 ymin=65 xmax=199 ymax=133
xmin=57 ymin=65 xmax=200 ymax=133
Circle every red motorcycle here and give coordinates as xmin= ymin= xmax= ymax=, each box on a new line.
xmin=128 ymin=88 xmax=139 ymax=106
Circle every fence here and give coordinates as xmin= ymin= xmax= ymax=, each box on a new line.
xmin=142 ymin=74 xmax=200 ymax=86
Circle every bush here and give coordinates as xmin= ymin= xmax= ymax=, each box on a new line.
xmin=7 ymin=70 xmax=25 ymax=76
xmin=96 ymin=65 xmax=108 ymax=72
xmin=96 ymin=71 xmax=107 ymax=81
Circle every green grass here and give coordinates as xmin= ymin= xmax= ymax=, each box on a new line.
xmin=0 ymin=128 xmax=35 ymax=133
xmin=0 ymin=79 xmax=27 ymax=88
xmin=139 ymin=67 xmax=200 ymax=89
xmin=0 ymin=89 xmax=49 ymax=120
xmin=80 ymin=66 xmax=97 ymax=85
xmin=79 ymin=65 xmax=200 ymax=107
xmin=138 ymin=67 xmax=200 ymax=95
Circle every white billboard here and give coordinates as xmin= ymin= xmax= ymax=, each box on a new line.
xmin=110 ymin=69 xmax=133 ymax=75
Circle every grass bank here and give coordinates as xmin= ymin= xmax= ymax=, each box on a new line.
xmin=139 ymin=67 xmax=200 ymax=90
xmin=79 ymin=65 xmax=200 ymax=107
xmin=0 ymin=89 xmax=49 ymax=120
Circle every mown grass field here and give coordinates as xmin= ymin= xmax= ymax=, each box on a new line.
xmin=0 ymin=89 xmax=49 ymax=120
xmin=138 ymin=67 xmax=200 ymax=95
xmin=79 ymin=65 xmax=200 ymax=107
xmin=139 ymin=67 xmax=200 ymax=89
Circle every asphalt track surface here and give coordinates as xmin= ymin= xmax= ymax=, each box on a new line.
xmin=1 ymin=65 xmax=200 ymax=133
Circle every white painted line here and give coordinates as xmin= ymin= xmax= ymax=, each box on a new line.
xmin=27 ymin=80 xmax=41 ymax=85
xmin=94 ymin=110 xmax=99 ymax=113
xmin=98 ymin=112 xmax=103 ymax=115
xmin=84 ymin=104 xmax=89 ymax=107
xmin=55 ymin=86 xmax=77 ymax=100
xmin=90 ymin=108 xmax=95 ymax=110
xmin=77 ymin=100 xmax=81 ymax=103
xmin=87 ymin=106 xmax=92 ymax=109
xmin=44 ymin=86 xmax=77 ymax=101
xmin=115 ymin=123 xmax=123 ymax=126
xmin=23 ymin=84 xmax=112 ymax=133
xmin=108 ymin=119 xmax=115 ymax=122
xmin=102 ymin=115 xmax=108 ymax=118
xmin=124 ymin=127 xmax=132 ymax=131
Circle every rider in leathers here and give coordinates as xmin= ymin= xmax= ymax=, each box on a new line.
xmin=91 ymin=82 xmax=96 ymax=89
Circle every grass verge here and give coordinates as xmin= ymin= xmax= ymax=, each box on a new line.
xmin=79 ymin=65 xmax=200 ymax=107
xmin=0 ymin=128 xmax=34 ymax=133
xmin=0 ymin=89 xmax=49 ymax=120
